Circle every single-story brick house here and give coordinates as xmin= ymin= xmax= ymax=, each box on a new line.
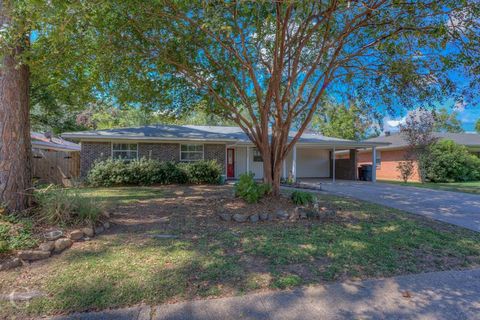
xmin=62 ymin=125 xmax=387 ymax=182
xmin=338 ymin=132 xmax=480 ymax=182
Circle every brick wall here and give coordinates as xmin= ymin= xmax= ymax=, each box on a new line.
xmin=80 ymin=141 xmax=226 ymax=178
xmin=80 ymin=142 xmax=111 ymax=177
xmin=335 ymin=149 xmax=358 ymax=180
xmin=204 ymin=144 xmax=226 ymax=173
xmin=357 ymin=150 xmax=421 ymax=182
xmin=138 ymin=143 xmax=179 ymax=161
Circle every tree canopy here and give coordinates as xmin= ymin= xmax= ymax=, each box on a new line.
xmin=4 ymin=0 xmax=480 ymax=194
xmin=432 ymin=108 xmax=464 ymax=133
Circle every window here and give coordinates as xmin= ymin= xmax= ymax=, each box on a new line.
xmin=180 ymin=144 xmax=204 ymax=161
xmin=375 ymin=150 xmax=381 ymax=167
xmin=112 ymin=143 xmax=138 ymax=160
xmin=253 ymin=148 xmax=263 ymax=162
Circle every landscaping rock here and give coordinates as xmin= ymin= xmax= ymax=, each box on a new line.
xmin=0 ymin=290 xmax=45 ymax=301
xmin=17 ymin=250 xmax=50 ymax=261
xmin=0 ymin=258 xmax=22 ymax=271
xmin=54 ymin=238 xmax=73 ymax=253
xmin=38 ymin=241 xmax=55 ymax=252
xmin=219 ymin=213 xmax=232 ymax=221
xmin=298 ymin=208 xmax=308 ymax=219
xmin=267 ymin=212 xmax=276 ymax=221
xmin=249 ymin=214 xmax=259 ymax=223
xmin=82 ymin=227 xmax=95 ymax=237
xmin=103 ymin=221 xmax=111 ymax=229
xmin=69 ymin=230 xmax=84 ymax=241
xmin=44 ymin=230 xmax=63 ymax=241
xmin=276 ymin=209 xmax=289 ymax=220
xmin=259 ymin=213 xmax=269 ymax=221
xmin=150 ymin=234 xmax=179 ymax=239
xmin=94 ymin=225 xmax=105 ymax=235
xmin=306 ymin=209 xmax=320 ymax=219
xmin=233 ymin=214 xmax=248 ymax=222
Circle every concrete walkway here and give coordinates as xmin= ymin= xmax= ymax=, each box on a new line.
xmin=51 ymin=268 xmax=480 ymax=320
xmin=299 ymin=180 xmax=480 ymax=232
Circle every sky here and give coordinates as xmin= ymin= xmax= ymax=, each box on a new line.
xmin=383 ymin=99 xmax=480 ymax=133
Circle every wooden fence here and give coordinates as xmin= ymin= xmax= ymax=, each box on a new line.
xmin=32 ymin=148 xmax=80 ymax=186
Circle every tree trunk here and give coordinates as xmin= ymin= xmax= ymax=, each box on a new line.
xmin=0 ymin=5 xmax=32 ymax=212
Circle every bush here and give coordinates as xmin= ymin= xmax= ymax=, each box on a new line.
xmin=34 ymin=185 xmax=103 ymax=225
xmin=87 ymin=158 xmax=222 ymax=186
xmin=397 ymin=160 xmax=415 ymax=183
xmin=291 ymin=191 xmax=316 ymax=205
xmin=187 ymin=160 xmax=222 ymax=184
xmin=234 ymin=172 xmax=271 ymax=203
xmin=424 ymin=140 xmax=480 ymax=182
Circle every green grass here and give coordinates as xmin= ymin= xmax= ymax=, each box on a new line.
xmin=0 ymin=215 xmax=37 ymax=254
xmin=2 ymin=185 xmax=480 ymax=317
xmin=379 ymin=180 xmax=480 ymax=195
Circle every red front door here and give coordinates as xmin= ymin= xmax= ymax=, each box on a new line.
xmin=227 ymin=148 xmax=235 ymax=178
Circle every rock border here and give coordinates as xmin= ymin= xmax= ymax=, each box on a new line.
xmin=0 ymin=215 xmax=112 ymax=272
xmin=219 ymin=206 xmax=335 ymax=223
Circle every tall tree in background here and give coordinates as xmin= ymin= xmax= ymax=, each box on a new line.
xmin=475 ymin=119 xmax=480 ymax=134
xmin=311 ymin=100 xmax=380 ymax=140
xmin=22 ymin=1 xmax=480 ymax=194
xmin=433 ymin=108 xmax=464 ymax=133
xmin=0 ymin=1 xmax=32 ymax=211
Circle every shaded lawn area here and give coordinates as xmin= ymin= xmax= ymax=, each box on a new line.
xmin=1 ymin=185 xmax=480 ymax=318
xmin=379 ymin=180 xmax=480 ymax=195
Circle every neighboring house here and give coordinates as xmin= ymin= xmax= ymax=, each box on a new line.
xmin=341 ymin=132 xmax=480 ymax=182
xmin=31 ymin=132 xmax=81 ymax=186
xmin=61 ymin=125 xmax=387 ymax=182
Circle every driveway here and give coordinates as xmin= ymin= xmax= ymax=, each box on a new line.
xmin=298 ymin=180 xmax=480 ymax=232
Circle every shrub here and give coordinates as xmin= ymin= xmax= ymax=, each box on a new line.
xmin=234 ymin=172 xmax=271 ymax=203
xmin=397 ymin=160 xmax=415 ymax=183
xmin=187 ymin=160 xmax=222 ymax=184
xmin=424 ymin=140 xmax=480 ymax=182
xmin=291 ymin=191 xmax=316 ymax=205
xmin=34 ymin=185 xmax=103 ymax=225
xmin=87 ymin=158 xmax=221 ymax=186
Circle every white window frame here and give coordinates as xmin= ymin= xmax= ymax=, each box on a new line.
xmin=180 ymin=144 xmax=204 ymax=161
xmin=252 ymin=148 xmax=263 ymax=162
xmin=111 ymin=143 xmax=138 ymax=161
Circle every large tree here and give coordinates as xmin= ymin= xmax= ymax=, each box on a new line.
xmin=0 ymin=0 xmax=32 ymax=211
xmin=27 ymin=0 xmax=480 ymax=194
xmin=433 ymin=108 xmax=464 ymax=133
xmin=311 ymin=100 xmax=380 ymax=140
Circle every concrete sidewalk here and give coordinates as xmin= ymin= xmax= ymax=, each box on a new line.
xmin=52 ymin=268 xmax=480 ymax=320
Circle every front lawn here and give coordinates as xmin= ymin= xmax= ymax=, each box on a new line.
xmin=379 ymin=180 xmax=480 ymax=195
xmin=1 ymin=185 xmax=480 ymax=318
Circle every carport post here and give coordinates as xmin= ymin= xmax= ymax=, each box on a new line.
xmin=292 ymin=145 xmax=297 ymax=181
xmin=372 ymin=146 xmax=377 ymax=183
xmin=332 ymin=145 xmax=336 ymax=184
xmin=246 ymin=147 xmax=250 ymax=173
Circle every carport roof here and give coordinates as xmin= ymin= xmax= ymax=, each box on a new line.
xmin=62 ymin=124 xmax=388 ymax=148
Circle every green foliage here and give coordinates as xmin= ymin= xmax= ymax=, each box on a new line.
xmin=291 ymin=191 xmax=316 ymax=206
xmin=234 ymin=173 xmax=271 ymax=203
xmin=476 ymin=119 xmax=480 ymax=134
xmin=0 ymin=215 xmax=37 ymax=254
xmin=424 ymin=140 xmax=480 ymax=182
xmin=34 ymin=186 xmax=103 ymax=225
xmin=311 ymin=101 xmax=380 ymax=140
xmin=87 ymin=159 xmax=222 ymax=187
xmin=433 ymin=108 xmax=464 ymax=133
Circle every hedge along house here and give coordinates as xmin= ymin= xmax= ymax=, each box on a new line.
xmin=337 ymin=132 xmax=480 ymax=182
xmin=61 ymin=124 xmax=387 ymax=182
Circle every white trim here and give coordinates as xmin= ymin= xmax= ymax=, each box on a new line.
xmin=246 ymin=147 xmax=250 ymax=173
xmin=372 ymin=147 xmax=377 ymax=183
xmin=179 ymin=143 xmax=204 ymax=161
xmin=292 ymin=145 xmax=297 ymax=181
xmin=332 ymin=145 xmax=336 ymax=183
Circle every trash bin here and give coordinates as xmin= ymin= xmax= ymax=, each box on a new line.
xmin=362 ymin=165 xmax=373 ymax=181
xmin=218 ymin=175 xmax=226 ymax=185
